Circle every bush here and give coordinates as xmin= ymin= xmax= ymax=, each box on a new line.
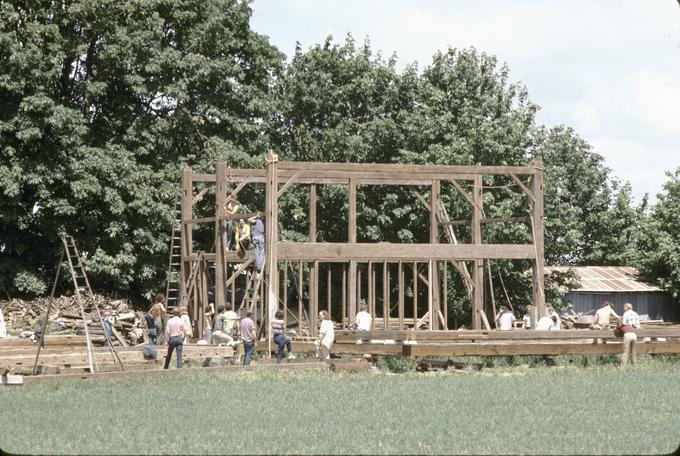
xmin=13 ymin=271 xmax=46 ymax=297
xmin=375 ymin=356 xmax=416 ymax=373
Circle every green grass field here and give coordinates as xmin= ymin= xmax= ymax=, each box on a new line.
xmin=2 ymin=359 xmax=679 ymax=455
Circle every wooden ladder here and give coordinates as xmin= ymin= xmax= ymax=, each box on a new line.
xmin=165 ymin=193 xmax=182 ymax=310
xmin=33 ymin=235 xmax=125 ymax=374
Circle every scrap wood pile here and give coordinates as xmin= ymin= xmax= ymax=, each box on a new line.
xmin=0 ymin=296 xmax=146 ymax=345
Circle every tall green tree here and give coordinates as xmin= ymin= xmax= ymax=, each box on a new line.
xmin=0 ymin=0 xmax=282 ymax=300
xmin=634 ymin=168 xmax=680 ymax=303
xmin=532 ymin=126 xmax=639 ymax=266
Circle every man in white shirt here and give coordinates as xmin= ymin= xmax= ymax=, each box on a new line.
xmin=354 ymin=305 xmax=372 ymax=331
xmin=495 ymin=306 xmax=516 ymax=330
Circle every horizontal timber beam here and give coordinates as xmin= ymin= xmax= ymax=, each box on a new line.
xmin=276 ymin=242 xmax=536 ymax=261
xmin=277 ymin=161 xmax=539 ymax=176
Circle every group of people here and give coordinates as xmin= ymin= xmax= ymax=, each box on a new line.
xmin=494 ymin=301 xmax=641 ymax=366
xmin=223 ymin=196 xmax=266 ymax=272
xmin=144 ymin=291 xmax=341 ymax=368
xmin=495 ymin=304 xmax=562 ymax=331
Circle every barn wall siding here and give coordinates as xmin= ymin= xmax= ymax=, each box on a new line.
xmin=565 ymin=292 xmax=677 ymax=321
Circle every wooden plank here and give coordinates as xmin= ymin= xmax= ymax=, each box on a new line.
xmin=348 ymin=260 xmax=357 ymax=326
xmin=451 ymin=179 xmax=485 ymax=216
xmin=215 ymin=162 xmax=227 ymax=310
xmin=404 ymin=341 xmax=680 ymax=357
xmin=227 ymin=181 xmax=249 ymax=202
xmin=276 ymin=243 xmax=536 ymax=261
xmin=348 ymin=180 xmax=356 ymax=243
xmin=398 ymin=262 xmax=404 ymax=330
xmin=531 ymin=160 xmax=546 ymax=317
xmin=309 ymin=184 xmax=317 ymax=242
xmin=181 ymin=166 xmax=194 ymax=314
xmin=413 ymin=261 xmax=418 ymax=324
xmin=510 ymin=173 xmax=535 ymax=203
xmin=265 ymin=150 xmax=279 ymax=352
xmin=191 ymin=187 xmax=210 ymax=206
xmin=410 ymin=188 xmax=431 ymax=212
xmin=440 ymin=217 xmax=530 ymax=226
xmin=472 ymin=170 xmax=483 ymax=329
xmin=276 ymin=161 xmax=538 ymax=176
xmin=276 ymin=171 xmax=301 ymax=199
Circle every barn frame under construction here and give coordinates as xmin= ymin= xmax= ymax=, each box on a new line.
xmin=176 ymin=152 xmax=546 ymax=342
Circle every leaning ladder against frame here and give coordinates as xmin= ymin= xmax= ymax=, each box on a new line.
xmin=33 ymin=235 xmax=125 ymax=374
xmin=165 ymin=193 xmax=182 ymax=310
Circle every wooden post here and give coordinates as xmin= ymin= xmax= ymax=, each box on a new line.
xmin=367 ymin=260 xmax=373 ymax=320
xmin=265 ymin=151 xmax=279 ymax=353
xmin=428 ymin=260 xmax=433 ymax=330
xmin=532 ymin=160 xmax=546 ymax=318
xmin=382 ymin=262 xmax=388 ymax=330
xmin=215 ymin=162 xmax=227 ymax=310
xmin=311 ymin=260 xmax=318 ymax=333
xmin=180 ymin=165 xmax=193 ymax=314
xmin=357 ymin=263 xmax=362 ymax=306
xmin=348 ymin=260 xmax=357 ymax=326
xmin=342 ymin=264 xmax=347 ymax=328
xmin=283 ymin=260 xmax=288 ymax=323
xmin=327 ymin=266 xmax=332 ymax=316
xmin=442 ymin=262 xmax=448 ymax=330
xmin=413 ymin=261 xmax=418 ymax=323
xmin=371 ymin=264 xmax=376 ymax=324
xmin=430 ymin=180 xmax=440 ymax=329
xmin=398 ymin=261 xmax=404 ymax=330
xmin=472 ymin=170 xmax=484 ymax=329
xmin=298 ymin=261 xmax=303 ymax=335
xmin=348 ymin=179 xmax=357 ymax=325
xmin=310 ymin=184 xmax=317 ymax=242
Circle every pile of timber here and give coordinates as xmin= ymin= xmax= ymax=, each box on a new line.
xmin=0 ymin=335 xmax=235 ymax=375
xmin=0 ymin=296 xmax=146 ymax=346
xmin=292 ymin=328 xmax=680 ymax=357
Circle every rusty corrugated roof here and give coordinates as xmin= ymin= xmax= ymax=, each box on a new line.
xmin=544 ymin=266 xmax=661 ymax=292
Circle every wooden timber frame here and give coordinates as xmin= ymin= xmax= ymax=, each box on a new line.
xmin=179 ymin=152 xmax=546 ymax=344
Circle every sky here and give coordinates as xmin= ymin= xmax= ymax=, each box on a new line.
xmin=250 ymin=0 xmax=680 ymax=203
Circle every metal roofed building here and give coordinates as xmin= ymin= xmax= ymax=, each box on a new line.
xmin=545 ymin=266 xmax=677 ymax=321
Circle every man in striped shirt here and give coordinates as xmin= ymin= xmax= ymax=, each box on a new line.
xmin=163 ymin=308 xmax=185 ymax=369
xmin=271 ymin=310 xmax=294 ymax=363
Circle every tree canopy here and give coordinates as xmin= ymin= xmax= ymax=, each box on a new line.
xmin=1 ymin=2 xmax=672 ymax=319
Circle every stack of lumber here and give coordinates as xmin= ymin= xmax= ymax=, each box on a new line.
xmin=0 ymin=296 xmax=146 ymax=346
xmin=0 ymin=335 xmax=234 ymax=375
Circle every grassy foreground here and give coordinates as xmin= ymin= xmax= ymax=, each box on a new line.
xmin=1 ymin=361 xmax=680 ymax=455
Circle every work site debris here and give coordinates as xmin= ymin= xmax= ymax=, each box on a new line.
xmin=0 ymin=296 xmax=146 ymax=345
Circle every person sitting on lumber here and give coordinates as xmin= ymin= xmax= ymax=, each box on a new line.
xmin=272 ymin=310 xmax=294 ymax=363
xmin=212 ymin=304 xmax=236 ymax=346
xmin=234 ymin=217 xmax=251 ymax=252
xmin=495 ymin=305 xmax=516 ymax=330
xmin=589 ymin=301 xmax=621 ymax=329
xmin=546 ymin=306 xmax=561 ymax=330
xmin=351 ymin=303 xmax=372 ymax=331
xmin=535 ymin=310 xmax=556 ymax=330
